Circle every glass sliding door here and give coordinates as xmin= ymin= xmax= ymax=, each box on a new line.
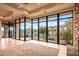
xmin=16 ymin=20 xmax=19 ymax=39
xmin=26 ymin=18 xmax=31 ymax=40
xmin=10 ymin=24 xmax=14 ymax=38
xmin=5 ymin=25 xmax=9 ymax=38
xmin=59 ymin=12 xmax=73 ymax=45
xmin=39 ymin=17 xmax=46 ymax=42
xmin=33 ymin=19 xmax=38 ymax=40
xmin=20 ymin=18 xmax=24 ymax=41
xmin=13 ymin=23 xmax=15 ymax=39
xmin=2 ymin=22 xmax=9 ymax=38
xmin=48 ymin=15 xmax=57 ymax=43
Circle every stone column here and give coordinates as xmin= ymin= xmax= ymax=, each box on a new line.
xmin=73 ymin=3 xmax=79 ymax=51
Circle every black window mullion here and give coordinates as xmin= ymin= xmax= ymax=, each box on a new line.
xmin=19 ymin=19 xmax=20 ymax=40
xmin=31 ymin=19 xmax=33 ymax=40
xmin=15 ymin=20 xmax=16 ymax=39
xmin=13 ymin=23 xmax=14 ymax=38
xmin=24 ymin=17 xmax=26 ymax=41
xmin=46 ymin=16 xmax=48 ymax=42
xmin=38 ymin=18 xmax=39 ymax=41
xmin=8 ymin=22 xmax=10 ymax=38
xmin=57 ymin=14 xmax=59 ymax=44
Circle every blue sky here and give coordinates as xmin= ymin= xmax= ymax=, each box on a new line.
xmin=20 ymin=13 xmax=72 ymax=30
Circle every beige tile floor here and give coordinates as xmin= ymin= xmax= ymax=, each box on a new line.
xmin=0 ymin=38 xmax=24 ymax=49
xmin=0 ymin=38 xmax=67 ymax=56
xmin=26 ymin=40 xmax=67 ymax=56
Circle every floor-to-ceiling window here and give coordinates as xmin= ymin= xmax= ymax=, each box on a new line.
xmin=12 ymin=23 xmax=15 ymax=39
xmin=33 ymin=19 xmax=38 ymax=40
xmin=12 ymin=11 xmax=73 ymax=45
xmin=2 ymin=22 xmax=15 ymax=38
xmin=5 ymin=25 xmax=9 ymax=38
xmin=59 ymin=11 xmax=73 ymax=45
xmin=10 ymin=24 xmax=14 ymax=38
xmin=16 ymin=20 xmax=19 ymax=39
xmin=39 ymin=17 xmax=46 ymax=42
xmin=31 ymin=11 xmax=72 ymax=45
xmin=2 ymin=22 xmax=9 ymax=38
xmin=26 ymin=18 xmax=31 ymax=40
xmin=48 ymin=15 xmax=57 ymax=43
xmin=20 ymin=18 xmax=24 ymax=41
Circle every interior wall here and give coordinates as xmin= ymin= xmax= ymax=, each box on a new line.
xmin=0 ymin=21 xmax=2 ymax=39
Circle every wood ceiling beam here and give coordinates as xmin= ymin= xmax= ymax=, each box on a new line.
xmin=30 ymin=3 xmax=64 ymax=13
xmin=30 ymin=7 xmax=73 ymax=19
xmin=5 ymin=3 xmax=30 ymax=15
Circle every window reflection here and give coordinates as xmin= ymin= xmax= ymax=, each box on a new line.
xmin=39 ymin=17 xmax=46 ymax=42
xmin=20 ymin=18 xmax=24 ymax=41
xmin=33 ymin=19 xmax=38 ymax=40
xmin=48 ymin=15 xmax=57 ymax=43
xmin=26 ymin=18 xmax=31 ymax=40
xmin=59 ymin=12 xmax=72 ymax=45
xmin=16 ymin=20 xmax=19 ymax=39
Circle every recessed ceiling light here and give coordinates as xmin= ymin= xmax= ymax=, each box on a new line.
xmin=10 ymin=11 xmax=15 ymax=15
xmin=43 ymin=10 xmax=47 ymax=13
xmin=23 ymin=11 xmax=28 ymax=14
xmin=18 ymin=4 xmax=24 ymax=8
xmin=38 ymin=3 xmax=41 ymax=5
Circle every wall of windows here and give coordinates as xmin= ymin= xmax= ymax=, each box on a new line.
xmin=59 ymin=12 xmax=73 ymax=45
xmin=39 ymin=17 xmax=46 ymax=42
xmin=16 ymin=20 xmax=19 ymax=39
xmin=4 ymin=25 xmax=9 ymax=38
xmin=48 ymin=15 xmax=57 ymax=43
xmin=20 ymin=18 xmax=24 ymax=41
xmin=2 ymin=22 xmax=9 ymax=38
xmin=12 ymin=23 xmax=15 ymax=38
xmin=14 ymin=17 xmax=31 ymax=41
xmin=26 ymin=18 xmax=31 ymax=40
xmin=33 ymin=19 xmax=38 ymax=40
xmin=10 ymin=24 xmax=14 ymax=38
xmin=12 ymin=11 xmax=73 ymax=45
xmin=32 ymin=11 xmax=73 ymax=45
xmin=2 ymin=22 xmax=15 ymax=38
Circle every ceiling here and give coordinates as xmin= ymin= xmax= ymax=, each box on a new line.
xmin=0 ymin=3 xmax=74 ymax=22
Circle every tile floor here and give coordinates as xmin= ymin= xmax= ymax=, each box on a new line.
xmin=0 ymin=38 xmax=67 ymax=56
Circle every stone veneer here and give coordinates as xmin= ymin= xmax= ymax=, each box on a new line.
xmin=73 ymin=4 xmax=79 ymax=51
